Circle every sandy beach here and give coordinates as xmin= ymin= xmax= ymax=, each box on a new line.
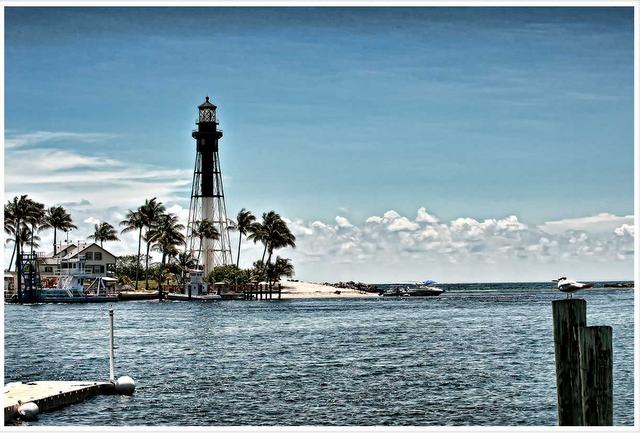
xmin=279 ymin=280 xmax=378 ymax=298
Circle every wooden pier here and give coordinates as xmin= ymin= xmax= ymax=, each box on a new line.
xmin=4 ymin=380 xmax=115 ymax=424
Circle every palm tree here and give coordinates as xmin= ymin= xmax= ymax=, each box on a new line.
xmin=26 ymin=200 xmax=46 ymax=254
xmin=4 ymin=195 xmax=45 ymax=301
xmin=267 ymin=256 xmax=294 ymax=287
xmin=88 ymin=222 xmax=119 ymax=247
xmin=4 ymin=203 xmax=18 ymax=271
xmin=228 ymin=208 xmax=256 ymax=267
xmin=139 ymin=197 xmax=166 ymax=290
xmin=17 ymin=225 xmax=40 ymax=250
xmin=120 ymin=209 xmax=145 ymax=289
xmin=148 ymin=213 xmax=185 ymax=299
xmin=42 ymin=206 xmax=77 ymax=255
xmin=193 ymin=219 xmax=220 ymax=268
xmin=252 ymin=211 xmax=296 ymax=266
xmin=173 ymin=251 xmax=196 ymax=284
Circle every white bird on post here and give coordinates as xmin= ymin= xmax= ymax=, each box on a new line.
xmin=552 ymin=277 xmax=593 ymax=298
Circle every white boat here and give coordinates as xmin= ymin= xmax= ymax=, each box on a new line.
xmin=166 ymin=269 xmax=221 ymax=302
xmin=37 ymin=256 xmax=118 ymax=303
xmin=380 ymin=280 xmax=445 ymax=297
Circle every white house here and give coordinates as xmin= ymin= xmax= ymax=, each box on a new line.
xmin=39 ymin=242 xmax=117 ymax=278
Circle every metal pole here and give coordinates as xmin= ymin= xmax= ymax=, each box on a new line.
xmin=109 ymin=307 xmax=115 ymax=381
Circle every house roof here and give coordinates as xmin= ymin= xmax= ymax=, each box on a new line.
xmin=67 ymin=242 xmax=116 ymax=260
xmin=53 ymin=243 xmax=77 ymax=258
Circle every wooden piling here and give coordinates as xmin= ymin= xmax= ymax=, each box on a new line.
xmin=278 ymin=283 xmax=281 ymax=300
xmin=579 ymin=326 xmax=613 ymax=426
xmin=552 ymin=299 xmax=587 ymax=426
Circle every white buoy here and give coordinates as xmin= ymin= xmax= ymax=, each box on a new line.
xmin=18 ymin=402 xmax=39 ymax=420
xmin=115 ymin=375 xmax=136 ymax=395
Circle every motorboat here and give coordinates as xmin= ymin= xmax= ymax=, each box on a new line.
xmin=38 ymin=274 xmax=118 ymax=303
xmin=380 ymin=280 xmax=445 ymax=297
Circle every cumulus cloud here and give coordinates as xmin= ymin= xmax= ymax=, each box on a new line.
xmin=83 ymin=217 xmax=101 ymax=225
xmin=261 ymin=209 xmax=635 ymax=282
xmin=335 ymin=216 xmax=353 ymax=228
xmin=614 ymin=224 xmax=634 ymax=238
xmin=416 ymin=207 xmax=439 ymax=224
xmin=387 ymin=217 xmax=420 ymax=232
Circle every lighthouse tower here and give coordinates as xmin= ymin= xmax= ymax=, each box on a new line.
xmin=186 ymin=96 xmax=233 ymax=276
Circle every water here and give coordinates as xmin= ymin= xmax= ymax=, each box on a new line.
xmin=4 ymin=284 xmax=634 ymax=426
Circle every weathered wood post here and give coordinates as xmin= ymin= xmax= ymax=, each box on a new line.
xmin=579 ymin=326 xmax=613 ymax=426
xmin=552 ymin=299 xmax=587 ymax=426
xmin=278 ymin=283 xmax=281 ymax=300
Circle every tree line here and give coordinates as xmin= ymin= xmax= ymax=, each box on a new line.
xmin=4 ymin=194 xmax=296 ymax=292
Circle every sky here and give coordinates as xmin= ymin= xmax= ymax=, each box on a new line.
xmin=3 ymin=7 xmax=636 ymax=282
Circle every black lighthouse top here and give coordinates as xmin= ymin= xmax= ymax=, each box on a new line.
xmin=197 ymin=96 xmax=217 ymax=124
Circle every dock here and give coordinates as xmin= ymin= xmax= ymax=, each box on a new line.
xmin=4 ymin=380 xmax=115 ymax=424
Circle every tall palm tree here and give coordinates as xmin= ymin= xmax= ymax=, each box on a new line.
xmin=26 ymin=200 xmax=46 ymax=254
xmin=120 ymin=209 xmax=145 ymax=289
xmin=4 ymin=203 xmax=18 ymax=271
xmin=252 ymin=211 xmax=296 ymax=266
xmin=42 ymin=206 xmax=77 ymax=255
xmin=148 ymin=213 xmax=185 ymax=299
xmin=4 ymin=195 xmax=45 ymax=301
xmin=139 ymin=197 xmax=166 ymax=290
xmin=88 ymin=222 xmax=119 ymax=247
xmin=228 ymin=208 xmax=256 ymax=267
xmin=193 ymin=219 xmax=220 ymax=268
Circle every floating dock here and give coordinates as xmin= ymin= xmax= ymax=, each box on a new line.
xmin=4 ymin=380 xmax=115 ymax=424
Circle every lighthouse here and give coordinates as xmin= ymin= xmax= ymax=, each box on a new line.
xmin=186 ymin=96 xmax=233 ymax=276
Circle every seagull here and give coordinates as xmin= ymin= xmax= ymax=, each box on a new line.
xmin=552 ymin=277 xmax=593 ymax=298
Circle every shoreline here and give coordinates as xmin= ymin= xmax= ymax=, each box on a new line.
xmin=279 ymin=280 xmax=378 ymax=298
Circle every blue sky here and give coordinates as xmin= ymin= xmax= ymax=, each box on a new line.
xmin=4 ymin=7 xmax=635 ymax=282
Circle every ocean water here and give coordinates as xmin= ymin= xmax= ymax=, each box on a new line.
xmin=3 ymin=284 xmax=634 ymax=426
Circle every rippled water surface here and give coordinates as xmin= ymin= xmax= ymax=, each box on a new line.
xmin=4 ymin=285 xmax=634 ymax=426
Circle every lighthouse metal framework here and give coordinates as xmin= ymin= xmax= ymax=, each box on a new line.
xmin=186 ymin=96 xmax=233 ymax=276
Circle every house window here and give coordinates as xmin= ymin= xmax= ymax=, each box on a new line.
xmin=100 ymin=265 xmax=105 ymax=274
xmin=44 ymin=266 xmax=53 ymax=273
xmin=62 ymin=262 xmax=68 ymax=269
xmin=86 ymin=252 xmax=93 ymax=260
xmin=95 ymin=252 xmax=102 ymax=260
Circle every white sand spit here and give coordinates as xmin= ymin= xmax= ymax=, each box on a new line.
xmin=279 ymin=280 xmax=378 ymax=298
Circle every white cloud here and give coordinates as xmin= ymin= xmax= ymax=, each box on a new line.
xmin=382 ymin=210 xmax=401 ymax=219
xmin=416 ymin=207 xmax=439 ymax=224
xmin=365 ymin=216 xmax=383 ymax=224
xmin=539 ymin=213 xmax=633 ymax=235
xmin=387 ymin=217 xmax=420 ymax=232
xmin=84 ymin=217 xmax=101 ymax=225
xmin=256 ymin=209 xmax=634 ymax=282
xmin=335 ymin=216 xmax=353 ymax=228
xmin=614 ymin=224 xmax=634 ymax=238
xmin=5 ymin=130 xmax=116 ymax=149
